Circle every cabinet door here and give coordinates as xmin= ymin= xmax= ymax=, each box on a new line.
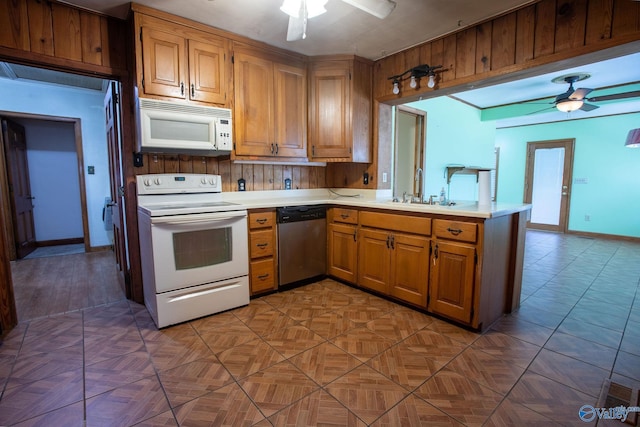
xmin=233 ymin=52 xmax=274 ymax=156
xmin=309 ymin=63 xmax=351 ymax=159
xmin=358 ymin=228 xmax=390 ymax=294
xmin=327 ymin=222 xmax=358 ymax=283
xmin=141 ymin=27 xmax=187 ymax=99
xmin=273 ymin=62 xmax=307 ymax=157
xmin=389 ymin=234 xmax=430 ymax=307
xmin=188 ymin=38 xmax=227 ymax=104
xmin=429 ymin=241 xmax=476 ymax=324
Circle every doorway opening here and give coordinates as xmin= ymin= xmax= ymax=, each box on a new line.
xmin=393 ymin=106 xmax=426 ymax=202
xmin=0 ymin=62 xmax=128 ymax=323
xmin=524 ymin=139 xmax=575 ymax=233
xmin=0 ymin=115 xmax=88 ymax=260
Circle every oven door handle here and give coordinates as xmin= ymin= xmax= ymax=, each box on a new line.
xmin=150 ymin=210 xmax=247 ymax=225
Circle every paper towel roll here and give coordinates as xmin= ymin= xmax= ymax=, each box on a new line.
xmin=478 ymin=170 xmax=491 ymax=207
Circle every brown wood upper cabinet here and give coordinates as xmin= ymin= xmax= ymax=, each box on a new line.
xmin=308 ymin=56 xmax=372 ymax=163
xmin=136 ymin=15 xmax=230 ymax=106
xmin=233 ymin=44 xmax=307 ymax=159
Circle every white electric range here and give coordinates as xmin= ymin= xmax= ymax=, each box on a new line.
xmin=136 ymin=173 xmax=249 ymax=328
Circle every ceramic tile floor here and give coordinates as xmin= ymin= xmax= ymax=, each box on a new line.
xmin=0 ymin=230 xmax=639 ymax=426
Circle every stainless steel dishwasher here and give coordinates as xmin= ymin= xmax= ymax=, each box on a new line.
xmin=277 ymin=205 xmax=327 ymax=288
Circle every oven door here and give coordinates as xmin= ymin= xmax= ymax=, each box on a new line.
xmin=149 ymin=210 xmax=248 ymax=293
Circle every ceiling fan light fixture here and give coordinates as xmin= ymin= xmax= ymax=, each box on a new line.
xmin=556 ymin=99 xmax=583 ymax=113
xmin=625 ymin=128 xmax=640 ymax=148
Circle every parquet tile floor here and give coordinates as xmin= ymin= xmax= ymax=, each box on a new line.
xmin=1 ymin=230 xmax=639 ymax=426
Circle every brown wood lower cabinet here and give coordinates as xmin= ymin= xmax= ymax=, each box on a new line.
xmin=248 ymin=209 xmax=277 ymax=296
xmin=327 ymin=222 xmax=358 ymax=283
xmin=428 ymin=240 xmax=476 ymax=324
xmin=327 ymin=208 xmax=359 ymax=283
xmin=389 ymin=233 xmax=430 ymax=307
xmin=357 ymin=228 xmax=390 ymax=294
xmin=357 ymin=229 xmax=430 ymax=306
xmin=325 ymin=207 xmax=526 ymax=331
xmin=357 ymin=211 xmax=431 ymax=308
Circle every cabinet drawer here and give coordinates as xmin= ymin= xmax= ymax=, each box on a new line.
xmin=250 ymin=258 xmax=276 ymax=293
xmin=433 ymin=219 xmax=477 ymax=243
xmin=249 ymin=229 xmax=274 ymax=258
xmin=331 ymin=208 xmax=358 ymax=224
xmin=359 ymin=211 xmax=431 ymax=236
xmin=249 ymin=211 xmax=275 ymax=229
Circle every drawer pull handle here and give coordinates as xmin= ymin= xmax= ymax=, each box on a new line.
xmin=256 ymin=218 xmax=268 ymax=224
xmin=256 ymin=243 xmax=268 ymax=248
xmin=447 ymin=227 xmax=463 ymax=235
xmin=340 ymin=213 xmax=350 ymax=219
xmin=257 ymin=273 xmax=270 ymax=280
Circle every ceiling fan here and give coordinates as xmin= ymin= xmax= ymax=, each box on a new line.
xmin=280 ymin=0 xmax=396 ymax=41
xmin=530 ymin=73 xmax=640 ymax=114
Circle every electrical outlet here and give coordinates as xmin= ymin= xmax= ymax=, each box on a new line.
xmin=382 ymin=172 xmax=388 ymax=183
xmin=133 ymin=152 xmax=144 ymax=168
xmin=585 ymin=214 xmax=590 ymax=221
xmin=363 ymin=172 xmax=369 ymax=185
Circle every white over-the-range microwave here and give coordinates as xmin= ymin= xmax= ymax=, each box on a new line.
xmin=137 ymin=98 xmax=232 ymax=156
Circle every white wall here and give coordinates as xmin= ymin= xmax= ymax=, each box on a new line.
xmin=0 ymin=78 xmax=111 ymax=247
xmin=17 ymin=119 xmax=84 ymax=241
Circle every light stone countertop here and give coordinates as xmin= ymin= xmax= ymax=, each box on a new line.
xmin=217 ymin=188 xmax=531 ymax=219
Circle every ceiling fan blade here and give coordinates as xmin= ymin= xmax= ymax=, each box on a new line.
xmin=579 ymin=102 xmax=599 ymax=112
xmin=587 ymin=90 xmax=640 ymax=102
xmin=340 ymin=0 xmax=396 ymax=19
xmin=286 ymin=15 xmax=306 ymax=41
xmin=569 ymin=87 xmax=592 ymax=100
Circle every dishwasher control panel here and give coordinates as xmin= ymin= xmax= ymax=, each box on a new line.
xmin=276 ymin=206 xmax=326 ymax=224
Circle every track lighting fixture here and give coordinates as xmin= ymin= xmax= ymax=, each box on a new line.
xmin=388 ymin=64 xmax=442 ymax=95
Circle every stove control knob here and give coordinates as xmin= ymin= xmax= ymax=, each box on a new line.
xmin=201 ymin=177 xmax=207 ymax=185
xmin=154 ymin=178 xmax=162 ymax=185
xmin=210 ymin=176 xmax=217 ymax=185
xmin=144 ymin=178 xmax=152 ymax=186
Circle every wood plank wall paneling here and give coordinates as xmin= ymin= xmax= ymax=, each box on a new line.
xmin=586 ymin=0 xmax=613 ymax=44
xmin=373 ymin=0 xmax=640 ymax=100
xmin=0 ymin=0 xmax=30 ymax=51
xmin=51 ymin=3 xmax=82 ymax=61
xmin=27 ymin=0 xmax=54 ymax=55
xmin=133 ymin=153 xmax=327 ymax=191
xmin=0 ymin=0 xmax=127 ymax=74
